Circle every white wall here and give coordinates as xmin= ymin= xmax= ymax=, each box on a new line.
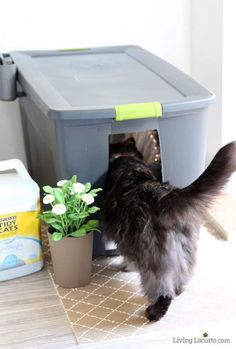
xmin=0 ymin=0 xmax=191 ymax=164
xmin=222 ymin=1 xmax=236 ymax=145
xmin=191 ymin=0 xmax=223 ymax=164
xmin=1 ymin=0 xmax=191 ymax=71
xmin=221 ymin=0 xmax=236 ymax=194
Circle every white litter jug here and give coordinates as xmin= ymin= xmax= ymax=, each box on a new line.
xmin=0 ymin=159 xmax=43 ymax=281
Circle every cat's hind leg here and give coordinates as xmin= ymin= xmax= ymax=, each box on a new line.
xmin=140 ymin=269 xmax=174 ymax=321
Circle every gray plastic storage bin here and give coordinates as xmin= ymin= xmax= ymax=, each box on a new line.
xmin=0 ymin=46 xmax=214 ymax=256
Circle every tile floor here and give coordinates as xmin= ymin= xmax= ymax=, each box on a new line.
xmin=42 ymin=225 xmax=236 ymax=347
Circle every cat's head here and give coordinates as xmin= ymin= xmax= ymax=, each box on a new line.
xmin=109 ymin=137 xmax=143 ymax=162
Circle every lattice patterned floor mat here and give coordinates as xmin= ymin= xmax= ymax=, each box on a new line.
xmin=42 ymin=225 xmax=236 ymax=346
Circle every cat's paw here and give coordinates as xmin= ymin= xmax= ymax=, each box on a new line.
xmin=145 ymin=305 xmax=163 ymax=322
xmin=145 ymin=296 xmax=172 ymax=322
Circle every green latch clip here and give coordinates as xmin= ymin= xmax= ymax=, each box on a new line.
xmin=115 ymin=102 xmax=162 ymax=121
xmin=57 ymin=48 xmax=90 ymax=52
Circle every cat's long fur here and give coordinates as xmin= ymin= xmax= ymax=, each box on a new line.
xmin=103 ymin=138 xmax=236 ymax=321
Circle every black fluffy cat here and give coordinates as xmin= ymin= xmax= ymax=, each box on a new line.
xmin=103 ymin=138 xmax=236 ymax=321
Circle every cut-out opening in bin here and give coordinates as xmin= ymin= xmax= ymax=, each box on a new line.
xmin=109 ymin=130 xmax=162 ymax=182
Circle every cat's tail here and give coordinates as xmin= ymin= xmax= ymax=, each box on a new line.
xmin=157 ymin=141 xmax=236 ymax=223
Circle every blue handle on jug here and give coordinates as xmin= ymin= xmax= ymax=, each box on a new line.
xmin=0 ymin=159 xmax=31 ymax=180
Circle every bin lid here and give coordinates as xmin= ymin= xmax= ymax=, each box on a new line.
xmin=11 ymin=46 xmax=214 ymax=120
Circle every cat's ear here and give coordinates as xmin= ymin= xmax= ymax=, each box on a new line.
xmin=124 ymin=137 xmax=136 ymax=146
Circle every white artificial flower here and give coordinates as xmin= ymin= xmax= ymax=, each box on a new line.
xmin=43 ymin=194 xmax=55 ymax=204
xmin=72 ymin=182 xmax=85 ymax=194
xmin=81 ymin=193 xmax=94 ymax=205
xmin=57 ymin=179 xmax=68 ymax=187
xmin=52 ymin=203 xmax=67 ymax=215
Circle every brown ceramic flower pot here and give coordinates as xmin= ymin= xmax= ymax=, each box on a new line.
xmin=47 ymin=231 xmax=93 ymax=288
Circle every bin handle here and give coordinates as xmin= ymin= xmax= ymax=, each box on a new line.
xmin=0 ymin=54 xmax=14 ymax=65
xmin=0 ymin=159 xmax=31 ymax=180
xmin=115 ymin=102 xmax=162 ymax=121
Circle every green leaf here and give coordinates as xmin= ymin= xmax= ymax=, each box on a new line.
xmin=89 ymin=188 xmax=103 ymax=197
xmin=88 ymin=206 xmax=100 ymax=214
xmin=71 ymin=228 xmax=86 ymax=237
xmin=66 ymin=200 xmax=77 ymax=208
xmin=78 ymin=212 xmax=89 ymax=219
xmin=40 ymin=216 xmax=59 ymax=224
xmin=52 ymin=232 xmax=63 ymax=241
xmin=92 ymin=188 xmax=103 ymax=193
xmin=62 ymin=180 xmax=71 ymax=191
xmin=51 ymin=223 xmax=64 ymax=233
xmin=80 ymin=223 xmax=89 ymax=230
xmin=93 ymin=188 xmax=102 ymax=193
xmin=92 ymin=228 xmax=101 ymax=233
xmin=86 ymin=219 xmax=100 ymax=228
xmin=88 ymin=192 xmax=97 ymax=198
xmin=84 ymin=182 xmax=91 ymax=192
xmin=43 ymin=185 xmax=54 ymax=194
xmin=53 ymin=188 xmax=65 ymax=204
xmin=73 ymin=194 xmax=82 ymax=201
xmin=68 ymin=213 xmax=79 ymax=220
xmin=80 ymin=223 xmax=99 ymax=233
xmin=47 ymin=218 xmax=59 ymax=224
xmin=71 ymin=175 xmax=77 ymax=183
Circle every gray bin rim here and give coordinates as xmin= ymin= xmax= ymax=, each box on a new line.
xmin=9 ymin=45 xmax=215 ymax=120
